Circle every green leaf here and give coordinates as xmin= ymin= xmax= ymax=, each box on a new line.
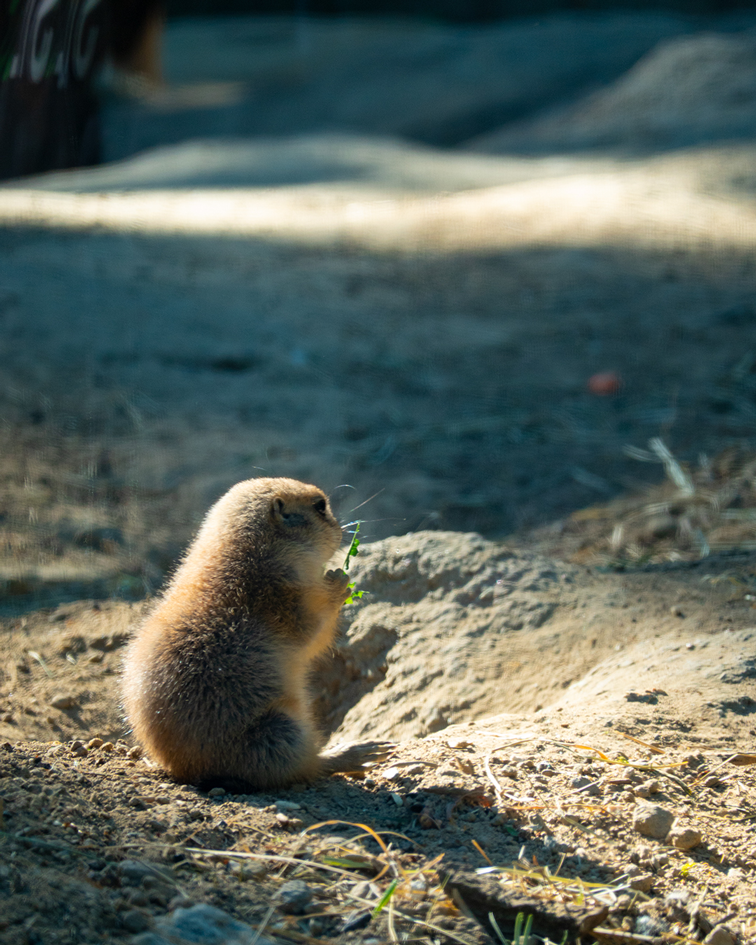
xmin=344 ymin=521 xmax=362 ymax=571
xmin=372 ymin=879 xmax=398 ymax=917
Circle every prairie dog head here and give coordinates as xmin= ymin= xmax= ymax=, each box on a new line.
xmin=269 ymin=481 xmax=343 ymax=563
xmin=192 ymin=477 xmax=342 ymax=572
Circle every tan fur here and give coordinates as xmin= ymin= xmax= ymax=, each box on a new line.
xmin=121 ymin=477 xmax=364 ymax=790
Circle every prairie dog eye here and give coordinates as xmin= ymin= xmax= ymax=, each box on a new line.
xmin=313 ymin=498 xmax=327 ymax=516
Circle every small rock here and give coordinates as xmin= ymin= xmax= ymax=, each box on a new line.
xmin=669 ymin=825 xmax=702 ymax=851
xmin=118 ymin=860 xmax=157 ymax=884
xmin=382 ymin=767 xmax=401 ymax=781
xmin=704 ymin=926 xmax=736 ymax=945
xmin=447 ymin=738 xmax=472 ymax=749
xmin=628 ymin=873 xmax=655 ymax=893
xmin=134 ymin=903 xmax=276 ymax=945
xmin=632 ymin=803 xmax=674 ymax=839
xmin=274 ymin=800 xmax=301 ymax=811
xmin=100 ymin=741 xmax=115 ymax=752
xmin=87 ymin=737 xmax=104 ymax=749
xmin=275 ymin=879 xmax=313 ymax=915
xmin=634 ymin=779 xmax=661 ymax=799
xmin=128 ymin=746 xmax=144 ymax=760
xmin=207 ymin=787 xmax=226 ymax=798
xmin=571 ymin=776 xmax=601 ymax=796
xmin=275 ymin=813 xmax=303 ymax=830
xmin=50 ymin=694 xmax=78 ymax=710
xmin=121 ymin=909 xmax=151 ymax=933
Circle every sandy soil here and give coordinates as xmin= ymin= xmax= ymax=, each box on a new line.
xmin=1 ymin=12 xmax=756 ymax=944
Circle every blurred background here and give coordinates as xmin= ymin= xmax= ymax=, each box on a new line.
xmin=1 ymin=0 xmax=756 ymax=610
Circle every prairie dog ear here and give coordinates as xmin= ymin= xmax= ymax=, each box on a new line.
xmin=272 ymin=497 xmax=286 ymax=521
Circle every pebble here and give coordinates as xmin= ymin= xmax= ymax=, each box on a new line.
xmin=634 ymin=779 xmax=661 ymax=799
xmin=87 ymin=737 xmax=104 ymax=749
xmin=118 ymin=860 xmax=158 ymax=884
xmin=632 ymin=803 xmax=674 ymax=839
xmin=274 ymin=812 xmax=303 ymax=830
xmin=627 ymin=873 xmax=655 ymax=893
xmin=382 ymin=767 xmax=400 ymax=781
xmin=668 ymin=824 xmax=702 ymax=851
xmin=132 ymin=903 xmax=276 ymax=945
xmin=447 ymin=738 xmax=472 ymax=749
xmin=704 ymin=927 xmax=736 ymax=945
xmin=275 ymin=879 xmax=313 ymax=915
xmin=207 ymin=787 xmax=226 ymax=798
xmin=274 ymin=800 xmax=301 ymax=811
xmin=50 ymin=694 xmax=78 ymax=710
xmin=571 ymin=776 xmax=601 ymax=796
xmin=121 ymin=909 xmax=151 ymax=933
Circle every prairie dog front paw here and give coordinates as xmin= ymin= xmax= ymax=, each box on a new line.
xmin=325 ymin=568 xmax=350 ymax=590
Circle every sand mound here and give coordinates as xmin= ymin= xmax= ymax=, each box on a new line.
xmin=474 ymin=30 xmax=756 ymax=153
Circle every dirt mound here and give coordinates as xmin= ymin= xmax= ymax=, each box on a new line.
xmin=474 ymin=30 xmax=756 ymax=153
xmin=3 ymin=531 xmax=756 ymax=751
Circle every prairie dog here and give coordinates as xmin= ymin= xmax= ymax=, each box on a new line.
xmin=122 ymin=477 xmax=382 ymax=790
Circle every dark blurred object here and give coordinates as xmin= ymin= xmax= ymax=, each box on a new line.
xmin=166 ymin=0 xmax=756 ymax=16
xmin=0 ymin=0 xmax=163 ymax=181
xmin=111 ymin=0 xmax=164 ymax=83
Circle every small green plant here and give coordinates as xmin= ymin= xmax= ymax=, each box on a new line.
xmin=343 ymin=521 xmax=365 ymax=605
xmin=488 ymin=911 xmax=535 ymax=945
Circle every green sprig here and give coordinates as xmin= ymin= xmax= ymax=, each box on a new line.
xmin=343 ymin=521 xmax=365 ymax=605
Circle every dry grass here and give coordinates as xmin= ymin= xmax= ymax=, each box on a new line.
xmin=544 ymin=442 xmax=756 ymax=567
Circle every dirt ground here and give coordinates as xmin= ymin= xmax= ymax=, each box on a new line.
xmin=1 ymin=12 xmax=756 ymax=945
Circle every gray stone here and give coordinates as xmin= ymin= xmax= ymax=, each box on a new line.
xmin=132 ymin=904 xmax=275 ymax=945
xmin=275 ymin=879 xmax=314 ymax=915
xmin=119 ymin=860 xmax=159 ymax=884
xmin=632 ymin=803 xmax=674 ymax=839
xmin=122 ymin=910 xmax=151 ymax=934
